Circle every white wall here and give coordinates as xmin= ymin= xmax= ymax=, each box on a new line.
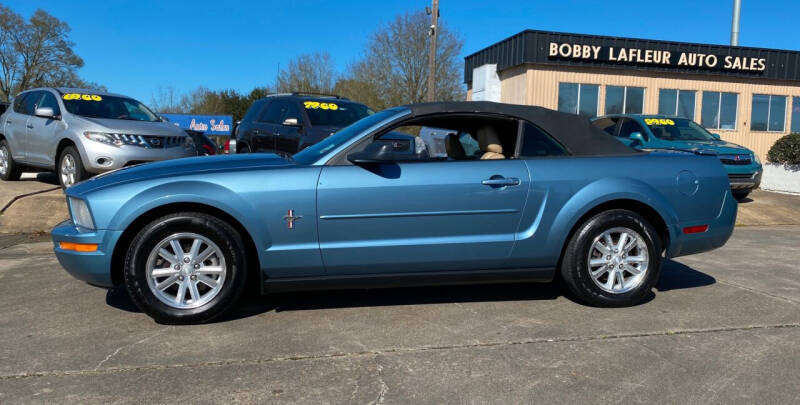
xmin=471 ymin=64 xmax=501 ymax=102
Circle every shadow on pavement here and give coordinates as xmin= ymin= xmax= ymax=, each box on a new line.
xmin=34 ymin=172 xmax=60 ymax=186
xmin=104 ymin=260 xmax=715 ymax=322
xmin=655 ymin=260 xmax=716 ymax=291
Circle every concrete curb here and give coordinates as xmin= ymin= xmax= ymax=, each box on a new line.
xmin=0 ymin=189 xmax=68 ymax=234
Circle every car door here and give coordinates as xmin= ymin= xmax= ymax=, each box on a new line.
xmin=25 ymin=90 xmax=62 ymax=166
xmin=316 ymin=153 xmax=531 ymax=275
xmin=274 ymin=100 xmax=304 ymax=154
xmin=3 ymin=93 xmax=32 ymax=162
xmin=250 ymin=100 xmax=281 ymax=152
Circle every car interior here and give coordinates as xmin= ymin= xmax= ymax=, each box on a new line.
xmin=363 ymin=115 xmax=521 ymax=162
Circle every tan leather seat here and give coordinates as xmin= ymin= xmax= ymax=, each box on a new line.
xmin=477 ymin=126 xmax=505 ymax=160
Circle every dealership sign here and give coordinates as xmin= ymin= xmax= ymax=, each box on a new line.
xmin=465 ymin=30 xmax=800 ymax=85
xmin=160 ymin=114 xmax=233 ymax=135
xmin=549 ymin=42 xmax=767 ymax=72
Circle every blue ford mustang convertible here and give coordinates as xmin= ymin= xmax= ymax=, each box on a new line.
xmin=52 ymin=102 xmax=737 ymax=324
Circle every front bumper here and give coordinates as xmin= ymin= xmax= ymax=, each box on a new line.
xmin=82 ymin=142 xmax=196 ymax=173
xmin=51 ymin=220 xmax=123 ymax=287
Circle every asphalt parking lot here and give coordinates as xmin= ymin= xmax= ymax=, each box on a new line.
xmin=0 ymin=225 xmax=798 ymax=403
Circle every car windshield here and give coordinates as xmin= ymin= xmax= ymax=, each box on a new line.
xmin=293 ymin=108 xmax=407 ymax=165
xmin=61 ymin=93 xmax=160 ymax=122
xmin=303 ymin=99 xmax=372 ymax=127
xmin=645 ymin=118 xmax=718 ymax=141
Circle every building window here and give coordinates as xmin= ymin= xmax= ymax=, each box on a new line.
xmin=701 ymin=91 xmax=738 ymax=130
xmin=792 ymin=97 xmax=800 ymax=133
xmin=558 ymin=82 xmax=599 ymax=117
xmin=751 ymin=94 xmax=786 ymax=132
xmin=605 ymin=86 xmax=645 ymax=115
xmin=658 ymin=89 xmax=696 ymax=119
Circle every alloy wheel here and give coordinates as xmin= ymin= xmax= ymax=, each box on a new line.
xmin=145 ymin=232 xmax=227 ymax=309
xmin=587 ymin=227 xmax=649 ymax=294
xmin=60 ymin=154 xmax=77 ymax=186
xmin=0 ymin=146 xmax=8 ymax=176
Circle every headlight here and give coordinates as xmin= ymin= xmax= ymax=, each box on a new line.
xmin=68 ymin=197 xmax=95 ymax=230
xmin=752 ymin=153 xmax=761 ymax=165
xmin=84 ymin=132 xmax=122 ymax=147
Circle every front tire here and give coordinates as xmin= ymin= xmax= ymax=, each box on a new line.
xmin=58 ymin=146 xmax=87 ymax=187
xmin=561 ymin=209 xmax=662 ymax=307
xmin=0 ymin=139 xmax=22 ymax=181
xmin=123 ymin=212 xmax=249 ymax=324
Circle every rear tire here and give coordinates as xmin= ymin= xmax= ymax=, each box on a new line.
xmin=732 ymin=190 xmax=751 ymax=201
xmin=123 ymin=212 xmax=248 ymax=324
xmin=0 ymin=139 xmax=22 ymax=181
xmin=58 ymin=146 xmax=87 ymax=187
xmin=561 ymin=209 xmax=662 ymax=307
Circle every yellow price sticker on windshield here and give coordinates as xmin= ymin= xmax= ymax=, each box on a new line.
xmin=645 ymin=118 xmax=675 ymax=126
xmin=304 ymin=101 xmax=338 ymax=111
xmin=62 ymin=93 xmax=102 ymax=101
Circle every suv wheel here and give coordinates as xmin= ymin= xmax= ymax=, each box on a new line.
xmin=123 ymin=212 xmax=248 ymax=324
xmin=58 ymin=146 xmax=87 ymax=187
xmin=561 ymin=209 xmax=662 ymax=307
xmin=0 ymin=139 xmax=22 ymax=181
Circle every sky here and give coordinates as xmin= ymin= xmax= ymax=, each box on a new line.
xmin=5 ymin=0 xmax=800 ymax=104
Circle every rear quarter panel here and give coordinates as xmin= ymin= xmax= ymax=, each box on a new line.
xmin=509 ymin=152 xmax=732 ymax=267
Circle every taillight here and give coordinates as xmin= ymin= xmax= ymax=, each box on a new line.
xmin=683 ymin=225 xmax=709 ymax=234
xmin=223 ymin=139 xmax=230 ymax=154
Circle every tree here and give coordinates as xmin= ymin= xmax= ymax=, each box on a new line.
xmin=338 ymin=11 xmax=464 ymax=110
xmin=275 ymin=52 xmax=336 ymax=94
xmin=0 ymin=6 xmax=86 ymax=101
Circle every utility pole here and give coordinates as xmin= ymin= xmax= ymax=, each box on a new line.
xmin=731 ymin=0 xmax=741 ymax=46
xmin=426 ymin=0 xmax=439 ymax=102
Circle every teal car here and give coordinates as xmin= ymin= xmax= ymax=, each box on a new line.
xmin=592 ymin=115 xmax=762 ymax=201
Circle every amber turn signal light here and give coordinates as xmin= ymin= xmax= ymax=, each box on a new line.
xmin=59 ymin=242 xmax=99 ymax=252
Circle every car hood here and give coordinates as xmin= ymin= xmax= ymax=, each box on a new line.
xmin=76 ymin=117 xmax=188 ymax=136
xmin=657 ymin=139 xmax=752 ymax=155
xmin=68 ymin=153 xmax=294 ymax=196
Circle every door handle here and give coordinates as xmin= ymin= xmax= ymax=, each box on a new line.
xmin=5 ymin=120 xmax=11 ymax=125
xmin=26 ymin=124 xmax=34 ymax=129
xmin=252 ymin=129 xmax=260 ymax=135
xmin=481 ymin=177 xmax=520 ymax=187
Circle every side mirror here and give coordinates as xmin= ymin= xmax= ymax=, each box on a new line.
xmin=34 ymin=107 xmax=57 ymax=119
xmin=629 ymin=131 xmax=646 ymax=144
xmin=711 ymin=132 xmax=721 ymax=140
xmin=347 ymin=143 xmax=396 ymax=164
xmin=282 ymin=117 xmax=301 ymax=127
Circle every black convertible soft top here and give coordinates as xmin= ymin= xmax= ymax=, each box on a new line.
xmin=405 ymin=101 xmax=639 ymax=156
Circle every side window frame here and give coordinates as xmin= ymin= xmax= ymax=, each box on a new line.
xmin=21 ymin=91 xmax=44 ymax=116
xmin=38 ymin=91 xmax=62 ymax=116
xmin=618 ymin=118 xmax=649 ymax=141
xmin=517 ymin=120 xmax=571 ymax=158
xmin=257 ymin=100 xmax=282 ymax=123
xmin=329 ymin=112 xmax=524 ymax=166
xmin=12 ymin=93 xmax=28 ymax=113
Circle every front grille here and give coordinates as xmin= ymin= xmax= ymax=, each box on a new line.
xmin=108 ymin=134 xmax=184 ymax=148
xmin=728 ymin=173 xmax=754 ymax=180
xmin=718 ymin=154 xmax=752 ymax=165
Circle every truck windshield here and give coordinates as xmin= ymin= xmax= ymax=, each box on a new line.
xmin=645 ymin=118 xmax=718 ymax=141
xmin=303 ymin=100 xmax=372 ymax=127
xmin=61 ymin=94 xmax=160 ymax=122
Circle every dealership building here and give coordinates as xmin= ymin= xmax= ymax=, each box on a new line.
xmin=464 ymin=30 xmax=800 ymax=159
